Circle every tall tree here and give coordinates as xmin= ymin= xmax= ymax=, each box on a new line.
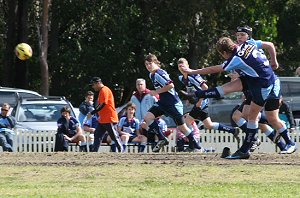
xmin=38 ymin=0 xmax=51 ymax=95
xmin=15 ymin=0 xmax=31 ymax=89
xmin=3 ymin=0 xmax=17 ymax=87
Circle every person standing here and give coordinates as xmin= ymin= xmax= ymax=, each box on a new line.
xmin=130 ymin=78 xmax=158 ymax=122
xmin=78 ymin=91 xmax=95 ymax=127
xmin=0 ymin=103 xmax=15 ymax=152
xmin=279 ymin=96 xmax=296 ymax=132
xmin=87 ymin=77 xmax=123 ymax=152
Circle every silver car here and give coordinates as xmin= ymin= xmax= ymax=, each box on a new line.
xmin=11 ymin=96 xmax=77 ymax=131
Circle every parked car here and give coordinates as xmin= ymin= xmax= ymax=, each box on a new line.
xmin=0 ymin=87 xmax=42 ymax=108
xmin=11 ymin=96 xmax=77 ymax=131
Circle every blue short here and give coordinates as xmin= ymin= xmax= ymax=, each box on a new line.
xmin=248 ymin=78 xmax=280 ymax=106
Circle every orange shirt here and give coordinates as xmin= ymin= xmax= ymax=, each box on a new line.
xmin=97 ymin=86 xmax=119 ymax=123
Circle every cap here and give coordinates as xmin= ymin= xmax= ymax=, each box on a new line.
xmin=236 ymin=25 xmax=252 ymax=38
xmin=89 ymin=77 xmax=102 ymax=85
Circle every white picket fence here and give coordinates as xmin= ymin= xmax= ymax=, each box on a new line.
xmin=1 ymin=127 xmax=300 ymax=153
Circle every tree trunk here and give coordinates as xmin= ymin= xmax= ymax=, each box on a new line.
xmin=15 ymin=0 xmax=30 ymax=89
xmin=39 ymin=0 xmax=51 ymax=96
xmin=3 ymin=0 xmax=17 ymax=87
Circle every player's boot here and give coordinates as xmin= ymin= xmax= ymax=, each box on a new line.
xmin=152 ymin=137 xmax=169 ymax=153
xmin=225 ymin=149 xmax=250 ymax=159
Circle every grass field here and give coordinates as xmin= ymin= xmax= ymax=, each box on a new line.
xmin=0 ymin=153 xmax=299 ymax=197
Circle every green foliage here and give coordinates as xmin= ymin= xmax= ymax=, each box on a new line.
xmin=0 ymin=0 xmax=299 ymax=105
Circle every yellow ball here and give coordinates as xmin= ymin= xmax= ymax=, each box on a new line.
xmin=15 ymin=43 xmax=33 ymax=60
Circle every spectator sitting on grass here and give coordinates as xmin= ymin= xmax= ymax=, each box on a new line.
xmin=118 ymin=102 xmax=147 ymax=152
xmin=55 ymin=106 xmax=87 ymax=152
xmin=0 ymin=103 xmax=15 ymax=152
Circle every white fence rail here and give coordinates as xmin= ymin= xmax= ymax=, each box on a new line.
xmin=1 ymin=128 xmax=300 ymax=153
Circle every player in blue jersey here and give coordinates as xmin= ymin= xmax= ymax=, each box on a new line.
xmin=182 ymin=37 xmax=296 ymax=159
xmin=143 ymin=53 xmax=201 ymax=152
xmin=177 ymin=58 xmax=240 ymax=146
xmin=231 ymin=25 xmax=287 ymax=152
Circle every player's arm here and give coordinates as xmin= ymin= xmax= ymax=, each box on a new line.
xmin=117 ymin=125 xmax=126 ymax=135
xmin=261 ymin=41 xmax=279 ymax=70
xmin=183 ymin=65 xmax=224 ymax=75
xmin=150 ymin=83 xmax=174 ymax=96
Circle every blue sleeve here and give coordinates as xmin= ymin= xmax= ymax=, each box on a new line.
xmin=134 ymin=119 xmax=140 ymax=131
xmin=156 ymin=69 xmax=173 ymax=86
xmin=118 ymin=117 xmax=125 ymax=127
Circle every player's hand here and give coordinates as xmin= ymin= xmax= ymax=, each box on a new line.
xmin=195 ymin=98 xmax=203 ymax=108
xmin=227 ymin=72 xmax=240 ymax=79
xmin=150 ymin=90 xmax=157 ymax=96
xmin=64 ymin=135 xmax=72 ymax=142
xmin=140 ymin=122 xmax=147 ymax=129
xmin=87 ymin=112 xmax=92 ymax=119
xmin=270 ymin=60 xmax=279 ymax=70
xmin=181 ymin=65 xmax=193 ymax=74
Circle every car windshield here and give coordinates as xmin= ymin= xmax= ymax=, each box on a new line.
xmin=16 ymin=104 xmax=72 ymax=122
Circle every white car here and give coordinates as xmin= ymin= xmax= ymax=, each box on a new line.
xmin=0 ymin=86 xmax=42 ymax=108
xmin=11 ymin=96 xmax=77 ymax=131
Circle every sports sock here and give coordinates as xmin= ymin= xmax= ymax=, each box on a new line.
xmin=186 ymin=131 xmax=201 ymax=149
xmin=236 ymin=118 xmax=247 ymax=132
xmin=110 ymin=141 xmax=116 ymax=152
xmin=278 ymin=126 xmax=295 ymax=145
xmin=212 ymin=122 xmax=235 ymax=133
xmin=149 ymin=120 xmax=166 ymax=140
xmin=265 ymin=130 xmax=286 ymax=151
xmin=122 ymin=144 xmax=126 ymax=152
xmin=239 ymin=122 xmax=258 ymax=153
xmin=195 ymin=86 xmax=224 ymax=99
xmin=138 ymin=143 xmax=146 ymax=153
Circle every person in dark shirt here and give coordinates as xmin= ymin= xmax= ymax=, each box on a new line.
xmin=0 ymin=103 xmax=15 ymax=152
xmin=279 ymin=97 xmax=295 ymax=132
xmin=55 ymin=106 xmax=86 ymax=151
xmin=78 ymin=91 xmax=95 ymax=126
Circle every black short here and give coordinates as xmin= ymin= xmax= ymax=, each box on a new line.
xmin=265 ymin=99 xmax=280 ymax=111
xmin=189 ymin=106 xmax=209 ymax=121
xmin=141 ymin=129 xmax=156 ymax=143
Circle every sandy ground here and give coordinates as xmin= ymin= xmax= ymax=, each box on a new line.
xmin=0 ymin=152 xmax=300 ymax=166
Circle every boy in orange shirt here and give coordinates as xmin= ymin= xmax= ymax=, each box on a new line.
xmin=87 ymin=77 xmax=123 ymax=152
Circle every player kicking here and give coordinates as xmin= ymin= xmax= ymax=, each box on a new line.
xmin=177 ymin=57 xmax=240 ymax=148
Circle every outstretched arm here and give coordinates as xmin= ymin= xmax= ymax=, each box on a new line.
xmin=182 ymin=65 xmax=224 ymax=75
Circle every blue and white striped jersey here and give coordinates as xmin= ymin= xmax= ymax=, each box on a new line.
xmin=178 ymin=74 xmax=209 ymax=109
xmin=222 ymin=41 xmax=275 ymax=87
xmin=118 ymin=117 xmax=140 ymax=136
xmin=149 ymin=68 xmax=181 ymax=105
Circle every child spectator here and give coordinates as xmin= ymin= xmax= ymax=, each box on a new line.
xmin=55 ymin=106 xmax=87 ymax=152
xmin=118 ymin=102 xmax=147 ymax=152
xmin=78 ymin=91 xmax=95 ymax=127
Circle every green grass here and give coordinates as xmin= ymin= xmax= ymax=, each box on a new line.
xmin=0 ymin=164 xmax=300 ymax=197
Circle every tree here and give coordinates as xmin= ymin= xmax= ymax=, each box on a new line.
xmin=38 ymin=0 xmax=51 ymax=95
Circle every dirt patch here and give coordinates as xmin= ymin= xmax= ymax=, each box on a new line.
xmin=1 ymin=152 xmax=300 ymax=166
